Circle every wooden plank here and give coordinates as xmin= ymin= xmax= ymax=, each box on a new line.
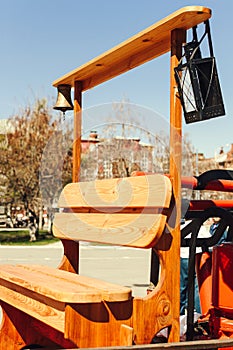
xmin=53 ymin=212 xmax=167 ymax=248
xmin=58 ymin=174 xmax=172 ymax=209
xmin=53 ymin=6 xmax=211 ymax=90
xmin=57 ymin=239 xmax=80 ymax=273
xmin=65 ymin=302 xmax=133 ymax=348
xmin=0 ymin=285 xmax=65 ymax=333
xmin=0 ymin=264 xmax=131 ymax=303
xmin=167 ymin=28 xmax=185 ymax=343
xmin=73 ymin=80 xmax=82 ymax=183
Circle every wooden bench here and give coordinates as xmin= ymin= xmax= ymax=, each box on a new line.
xmin=0 ymin=174 xmax=175 ymax=349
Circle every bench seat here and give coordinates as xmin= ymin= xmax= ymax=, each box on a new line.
xmin=0 ymin=264 xmax=131 ymax=303
xmin=0 ymin=174 xmax=173 ymax=348
xmin=0 ymin=264 xmax=131 ymax=334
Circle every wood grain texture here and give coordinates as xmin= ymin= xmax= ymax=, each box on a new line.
xmin=54 ymin=174 xmax=172 ymax=248
xmin=167 ymin=28 xmax=185 ymax=343
xmin=57 ymin=239 xmax=80 ymax=273
xmin=0 ymin=302 xmax=77 ymax=349
xmin=73 ymin=81 xmax=82 ymax=183
xmin=59 ymin=174 xmax=172 ymax=209
xmin=65 ymin=301 xmax=133 ymax=347
xmin=0 ymin=264 xmax=131 ymax=303
xmin=0 ymin=284 xmax=65 ymax=333
xmin=53 ymin=6 xmax=211 ymax=90
xmin=53 ymin=212 xmax=167 ymax=248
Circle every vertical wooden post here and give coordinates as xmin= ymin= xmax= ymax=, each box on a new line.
xmin=168 ymin=28 xmax=186 ymax=342
xmin=61 ymin=80 xmax=83 ymax=274
xmin=73 ymin=81 xmax=82 ymax=183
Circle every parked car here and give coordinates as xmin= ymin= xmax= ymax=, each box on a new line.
xmin=0 ymin=206 xmax=13 ymax=228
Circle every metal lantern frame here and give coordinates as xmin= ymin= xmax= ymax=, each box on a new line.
xmin=174 ymin=20 xmax=225 ymax=124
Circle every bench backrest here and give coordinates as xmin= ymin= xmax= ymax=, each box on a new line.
xmin=53 ymin=174 xmax=172 ymax=248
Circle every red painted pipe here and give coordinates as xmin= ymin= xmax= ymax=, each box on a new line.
xmin=182 ymin=177 xmax=233 ymax=192
xmin=189 ymin=200 xmax=233 ymax=211
xmin=131 ymin=171 xmax=233 ymax=193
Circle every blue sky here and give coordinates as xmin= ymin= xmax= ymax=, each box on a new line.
xmin=1 ymin=0 xmax=232 ymax=158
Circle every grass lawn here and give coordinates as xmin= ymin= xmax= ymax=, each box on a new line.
xmin=0 ymin=229 xmax=59 ymax=245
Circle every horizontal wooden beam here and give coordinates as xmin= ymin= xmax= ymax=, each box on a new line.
xmin=53 ymin=6 xmax=211 ymax=91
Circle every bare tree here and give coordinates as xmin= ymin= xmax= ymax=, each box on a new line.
xmin=0 ymin=99 xmax=72 ymax=215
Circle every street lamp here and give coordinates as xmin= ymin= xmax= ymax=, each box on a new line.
xmin=174 ymin=20 xmax=225 ymax=124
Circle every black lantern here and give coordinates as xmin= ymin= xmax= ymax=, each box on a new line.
xmin=174 ymin=20 xmax=225 ymax=124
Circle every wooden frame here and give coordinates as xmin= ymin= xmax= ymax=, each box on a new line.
xmin=52 ymin=5 xmax=211 ymax=196
xmin=3 ymin=6 xmax=233 ymax=349
xmin=53 ymin=7 xmax=211 ymax=90
xmin=52 ymin=6 xmax=212 ymax=344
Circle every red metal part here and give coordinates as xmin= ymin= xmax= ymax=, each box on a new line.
xmin=182 ymin=177 xmax=233 ymax=192
xmin=189 ymin=200 xmax=233 ymax=211
xmin=196 ymin=251 xmax=213 ymax=315
xmin=212 ymin=243 xmax=233 ymax=311
xmin=196 ymin=244 xmax=233 ymax=346
xmin=131 ymin=171 xmax=233 ymax=193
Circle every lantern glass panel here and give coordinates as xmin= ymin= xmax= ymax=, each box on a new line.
xmin=179 ymin=67 xmax=196 ymax=113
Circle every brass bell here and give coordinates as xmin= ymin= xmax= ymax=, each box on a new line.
xmin=53 ymin=84 xmax=74 ymax=117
